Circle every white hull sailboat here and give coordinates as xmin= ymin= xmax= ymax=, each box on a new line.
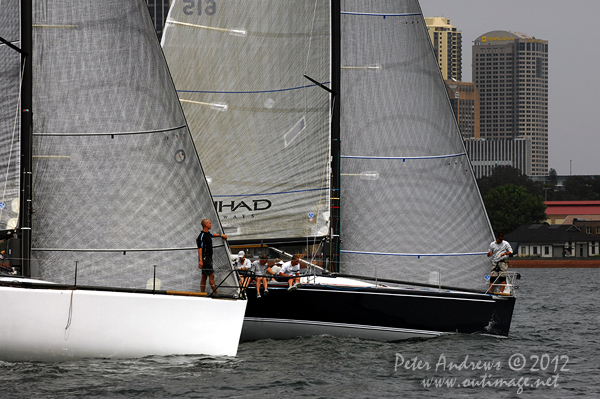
xmin=0 ymin=278 xmax=246 ymax=362
xmin=0 ymin=0 xmax=246 ymax=361
xmin=161 ymin=0 xmax=516 ymax=342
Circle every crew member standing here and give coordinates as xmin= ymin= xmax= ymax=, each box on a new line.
xmin=487 ymin=232 xmax=512 ymax=293
xmin=197 ymin=219 xmax=227 ymax=294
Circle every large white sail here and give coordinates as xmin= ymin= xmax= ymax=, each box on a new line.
xmin=0 ymin=0 xmax=21 ymax=233
xmin=29 ymin=0 xmax=238 ymax=295
xmin=162 ymin=0 xmax=332 ymax=243
xmin=162 ymin=0 xmax=494 ymax=291
xmin=338 ymin=0 xmax=493 ymax=290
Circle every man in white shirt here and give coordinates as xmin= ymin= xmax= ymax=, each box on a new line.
xmin=251 ymin=254 xmax=270 ymax=298
xmin=234 ymin=251 xmax=252 ymax=288
xmin=280 ymin=255 xmax=302 ymax=291
xmin=487 ymin=232 xmax=512 ymax=293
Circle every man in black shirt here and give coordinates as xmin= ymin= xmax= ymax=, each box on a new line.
xmin=196 ymin=219 xmax=227 ymax=294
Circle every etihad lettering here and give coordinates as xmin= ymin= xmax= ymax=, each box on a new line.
xmin=214 ymin=199 xmax=272 ymax=213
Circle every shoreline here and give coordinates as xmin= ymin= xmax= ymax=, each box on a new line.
xmin=509 ymin=259 xmax=600 ymax=268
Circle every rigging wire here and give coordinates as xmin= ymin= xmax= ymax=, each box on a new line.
xmin=304 ymin=0 xmax=320 ymax=75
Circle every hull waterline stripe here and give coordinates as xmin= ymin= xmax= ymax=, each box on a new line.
xmin=244 ymin=317 xmax=442 ymax=336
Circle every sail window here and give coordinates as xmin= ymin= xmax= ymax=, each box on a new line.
xmin=284 ymin=117 xmax=306 ymax=147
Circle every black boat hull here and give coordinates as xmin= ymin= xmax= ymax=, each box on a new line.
xmin=241 ymin=281 xmax=515 ymax=341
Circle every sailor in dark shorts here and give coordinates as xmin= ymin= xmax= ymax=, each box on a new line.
xmin=196 ymin=219 xmax=227 ymax=294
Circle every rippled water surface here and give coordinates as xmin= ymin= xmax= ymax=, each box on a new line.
xmin=2 ymin=268 xmax=599 ymax=398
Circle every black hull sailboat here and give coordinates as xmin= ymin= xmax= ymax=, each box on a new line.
xmin=162 ymin=0 xmax=517 ymax=343
xmin=242 ymin=280 xmax=515 ymax=341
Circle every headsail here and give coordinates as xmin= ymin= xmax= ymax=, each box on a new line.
xmin=30 ymin=0 xmax=237 ymax=295
xmin=338 ymin=0 xmax=493 ymax=290
xmin=162 ymin=1 xmax=332 ymax=243
xmin=0 ymin=0 xmax=22 ymax=234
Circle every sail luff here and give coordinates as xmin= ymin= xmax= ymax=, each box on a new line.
xmin=20 ymin=0 xmax=33 ymax=276
xmin=330 ymin=0 xmax=341 ymax=272
xmin=0 ymin=0 xmax=23 ymax=238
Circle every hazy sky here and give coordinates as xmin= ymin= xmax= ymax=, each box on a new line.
xmin=420 ymin=0 xmax=599 ymax=176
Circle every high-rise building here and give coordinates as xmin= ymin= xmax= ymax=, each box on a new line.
xmin=445 ymin=81 xmax=480 ymax=139
xmin=473 ymin=31 xmax=548 ymax=175
xmin=147 ymin=0 xmax=171 ymax=39
xmin=425 ymin=17 xmax=462 ymax=81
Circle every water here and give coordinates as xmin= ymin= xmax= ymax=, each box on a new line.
xmin=2 ymin=268 xmax=599 ymax=398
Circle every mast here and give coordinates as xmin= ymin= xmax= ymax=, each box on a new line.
xmin=20 ymin=0 xmax=33 ymax=277
xmin=330 ymin=0 xmax=341 ymax=273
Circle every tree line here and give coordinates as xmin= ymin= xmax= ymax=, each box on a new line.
xmin=476 ymin=166 xmax=600 ymax=234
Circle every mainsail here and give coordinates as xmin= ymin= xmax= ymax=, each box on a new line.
xmin=338 ymin=0 xmax=493 ymax=290
xmin=29 ymin=0 xmax=237 ymax=295
xmin=0 ymin=0 xmax=22 ymax=233
xmin=162 ymin=0 xmax=494 ymax=291
xmin=162 ymin=1 xmax=332 ymax=243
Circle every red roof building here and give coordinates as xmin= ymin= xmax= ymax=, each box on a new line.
xmin=545 ymin=201 xmax=600 ymax=224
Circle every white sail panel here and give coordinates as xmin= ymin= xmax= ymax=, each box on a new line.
xmin=338 ymin=0 xmax=493 ymax=290
xmin=30 ymin=0 xmax=237 ymax=294
xmin=162 ymin=0 xmax=331 ymax=242
xmin=0 ymin=0 xmax=22 ymax=232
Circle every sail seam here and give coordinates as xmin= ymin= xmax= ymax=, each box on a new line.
xmin=341 ymin=12 xmax=421 ymax=17
xmin=341 ymin=153 xmax=466 ymax=160
xmin=213 ymin=187 xmax=327 ymax=197
xmin=177 ymin=83 xmax=330 ymax=95
xmin=166 ymin=19 xmax=327 ymax=38
xmin=32 ymin=247 xmax=205 ymax=252
xmin=32 ymin=125 xmax=186 ymax=137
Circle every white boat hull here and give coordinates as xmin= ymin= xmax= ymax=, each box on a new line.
xmin=0 ymin=281 xmax=247 ymax=362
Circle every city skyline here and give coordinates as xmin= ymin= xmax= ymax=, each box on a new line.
xmin=420 ymin=0 xmax=600 ymax=176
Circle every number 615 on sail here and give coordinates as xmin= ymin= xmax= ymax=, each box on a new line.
xmin=183 ymin=0 xmax=217 ymax=16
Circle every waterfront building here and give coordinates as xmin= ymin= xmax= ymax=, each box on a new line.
xmin=464 ymin=137 xmax=532 ymax=179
